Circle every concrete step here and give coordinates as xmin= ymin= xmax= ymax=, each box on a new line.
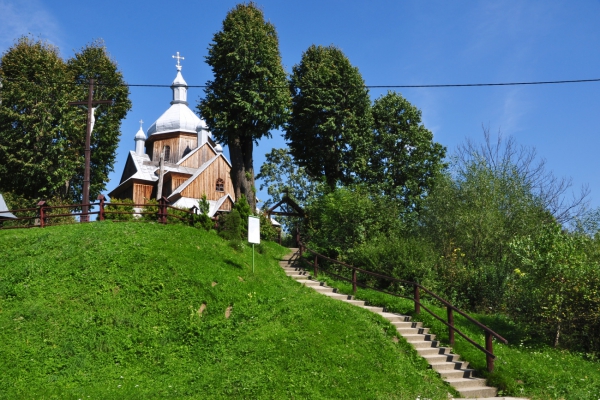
xmin=406 ymin=339 xmax=441 ymax=349
xmin=360 ymin=305 xmax=385 ymax=313
xmin=444 ymin=377 xmax=487 ymax=389
xmin=429 ymin=360 xmax=469 ymax=372
xmin=311 ymin=286 xmax=336 ymax=294
xmin=342 ymin=299 xmax=366 ymax=306
xmin=392 ymin=321 xmax=423 ymax=329
xmin=423 ymin=353 xmax=461 ymax=364
xmin=321 ymin=292 xmax=354 ymax=301
xmin=401 ymin=333 xmax=436 ymax=342
xmin=416 ymin=346 xmax=453 ymax=356
xmin=376 ymin=312 xmax=411 ymax=322
xmin=438 ymin=368 xmax=476 ymax=379
xmin=454 ymin=385 xmax=498 ymax=398
xmin=285 ymin=270 xmax=308 ymax=276
xmin=396 ymin=327 xmax=430 ymax=335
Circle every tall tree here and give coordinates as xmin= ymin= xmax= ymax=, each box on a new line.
xmin=0 ymin=37 xmax=77 ymax=202
xmin=0 ymin=37 xmax=131 ymax=205
xmin=367 ymin=91 xmax=446 ymax=211
xmin=198 ymin=3 xmax=290 ymax=211
xmin=285 ymin=45 xmax=372 ymax=190
xmin=67 ymin=40 xmax=131 ymax=204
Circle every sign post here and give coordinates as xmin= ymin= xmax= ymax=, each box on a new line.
xmin=248 ymin=216 xmax=260 ymax=273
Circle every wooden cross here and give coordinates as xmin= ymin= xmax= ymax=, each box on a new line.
xmin=172 ymin=52 xmax=184 ymax=69
xmin=68 ymin=78 xmax=113 ymax=222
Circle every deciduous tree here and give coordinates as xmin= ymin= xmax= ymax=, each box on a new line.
xmin=285 ymin=45 xmax=372 ymax=190
xmin=198 ymin=3 xmax=290 ymax=212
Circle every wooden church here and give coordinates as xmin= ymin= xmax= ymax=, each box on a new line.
xmin=109 ymin=56 xmax=235 ymax=216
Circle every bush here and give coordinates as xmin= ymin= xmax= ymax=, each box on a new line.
xmin=104 ymin=198 xmax=134 ymax=220
xmin=506 ymin=223 xmax=600 ymax=354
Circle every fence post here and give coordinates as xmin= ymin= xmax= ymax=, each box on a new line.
xmin=158 ymin=197 xmax=168 ymax=224
xmin=447 ymin=307 xmax=455 ymax=345
xmin=352 ymin=268 xmax=357 ymax=295
xmin=37 ymin=200 xmax=47 ymax=228
xmin=485 ymin=331 xmax=494 ymax=372
xmin=97 ymin=194 xmax=105 ymax=221
xmin=189 ymin=206 xmax=198 ymax=227
xmin=414 ymin=284 xmax=421 ymax=314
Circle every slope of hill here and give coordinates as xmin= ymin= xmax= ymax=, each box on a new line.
xmin=0 ymin=222 xmax=452 ymax=399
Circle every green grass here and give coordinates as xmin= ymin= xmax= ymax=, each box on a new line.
xmin=0 ymin=222 xmax=454 ymax=399
xmin=315 ymin=270 xmax=600 ymax=400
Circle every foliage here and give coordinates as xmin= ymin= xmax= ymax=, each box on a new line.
xmin=366 ymin=91 xmax=447 ymax=212
xmin=219 ymin=209 xmax=242 ymax=242
xmin=285 ymin=45 xmax=372 ymax=190
xmin=506 ymin=223 xmax=600 ymax=353
xmin=258 ymin=211 xmax=278 ymax=241
xmin=0 ymin=37 xmax=78 ymax=201
xmin=66 ymin=40 xmax=132 ymax=204
xmin=305 ymin=185 xmax=403 ymax=260
xmin=233 ymin=194 xmax=251 ymax=236
xmin=198 ymin=2 xmax=290 ymax=212
xmin=104 ymin=198 xmax=135 ymax=221
xmin=256 ymin=147 xmax=322 ymax=233
xmin=0 ymin=37 xmax=131 ymax=204
xmin=318 ymin=272 xmax=600 ymax=400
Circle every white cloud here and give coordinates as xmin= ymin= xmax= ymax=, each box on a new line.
xmin=0 ymin=0 xmax=63 ymax=54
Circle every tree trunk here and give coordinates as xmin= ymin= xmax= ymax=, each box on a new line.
xmin=228 ymin=135 xmax=256 ymax=212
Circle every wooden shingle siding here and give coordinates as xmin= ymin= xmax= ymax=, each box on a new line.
xmin=146 ymin=132 xmax=197 ymax=163
xmin=181 ymin=157 xmax=234 ymax=201
xmin=180 ymin=143 xmax=217 ymax=168
xmin=219 ymin=197 xmax=234 ymax=211
xmin=133 ymin=183 xmax=154 ymax=204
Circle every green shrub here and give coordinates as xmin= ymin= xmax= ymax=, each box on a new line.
xmin=104 ymin=198 xmax=134 ymax=220
xmin=506 ymin=223 xmax=600 ymax=354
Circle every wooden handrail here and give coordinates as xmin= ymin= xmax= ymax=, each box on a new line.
xmin=298 ymin=240 xmax=507 ymax=372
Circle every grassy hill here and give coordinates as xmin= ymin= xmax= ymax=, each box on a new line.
xmin=0 ymin=222 xmax=452 ymax=399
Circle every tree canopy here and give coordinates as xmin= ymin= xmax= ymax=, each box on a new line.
xmin=198 ymin=2 xmax=290 ymax=212
xmin=367 ymin=91 xmax=446 ymax=211
xmin=0 ymin=37 xmax=131 ymax=206
xmin=285 ymin=45 xmax=372 ymax=190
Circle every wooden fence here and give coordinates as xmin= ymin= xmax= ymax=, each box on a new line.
xmin=297 ymin=239 xmax=508 ymax=373
xmin=0 ymin=195 xmax=210 ymax=229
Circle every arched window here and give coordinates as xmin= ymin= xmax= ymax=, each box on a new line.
xmin=164 ymin=146 xmax=171 ymax=162
xmin=216 ymin=178 xmax=224 ymax=192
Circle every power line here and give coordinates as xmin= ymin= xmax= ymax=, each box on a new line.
xmin=2 ymin=77 xmax=600 ymax=89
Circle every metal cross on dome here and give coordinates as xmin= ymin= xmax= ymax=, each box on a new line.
xmin=139 ymin=119 xmax=144 ymax=129
xmin=172 ymin=52 xmax=184 ymax=70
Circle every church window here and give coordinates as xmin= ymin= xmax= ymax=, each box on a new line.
xmin=164 ymin=146 xmax=171 ymax=162
xmin=216 ymin=178 xmax=224 ymax=192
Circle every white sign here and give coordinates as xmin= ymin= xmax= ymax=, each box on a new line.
xmin=248 ymin=216 xmax=260 ymax=244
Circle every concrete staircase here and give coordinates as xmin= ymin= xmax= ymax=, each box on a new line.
xmin=280 ymin=248 xmax=514 ymax=399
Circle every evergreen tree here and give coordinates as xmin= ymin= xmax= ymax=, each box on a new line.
xmin=285 ymin=45 xmax=372 ymax=190
xmin=198 ymin=3 xmax=290 ymax=212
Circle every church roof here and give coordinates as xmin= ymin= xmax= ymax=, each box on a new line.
xmin=147 ymin=103 xmax=204 ymax=136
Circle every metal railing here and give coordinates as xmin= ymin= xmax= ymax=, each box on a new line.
xmin=298 ymin=240 xmax=508 ymax=373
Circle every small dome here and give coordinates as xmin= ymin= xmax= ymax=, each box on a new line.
xmin=134 ymin=126 xmax=146 ymax=141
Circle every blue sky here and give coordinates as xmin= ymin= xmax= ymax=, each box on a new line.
xmin=2 ymin=0 xmax=600 ymax=211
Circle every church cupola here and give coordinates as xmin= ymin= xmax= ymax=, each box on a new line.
xmin=171 ymin=52 xmax=188 ymax=105
xmin=134 ymin=120 xmax=146 ymax=155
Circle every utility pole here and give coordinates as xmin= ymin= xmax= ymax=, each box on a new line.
xmin=69 ymin=78 xmax=112 ymax=222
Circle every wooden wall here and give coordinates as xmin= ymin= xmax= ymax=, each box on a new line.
xmin=146 ymin=132 xmax=197 ymax=163
xmin=180 ymin=143 xmax=217 ymax=168
xmin=219 ymin=197 xmax=234 ymax=211
xmin=120 ymin=157 xmax=138 ymax=184
xmin=133 ymin=183 xmax=154 ymax=204
xmin=181 ymin=157 xmax=234 ymax=201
